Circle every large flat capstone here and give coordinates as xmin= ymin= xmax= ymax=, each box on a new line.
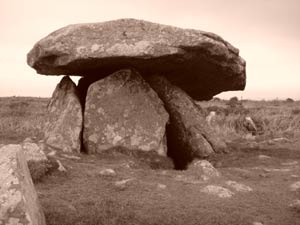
xmin=0 ymin=145 xmax=46 ymax=225
xmin=27 ymin=18 xmax=246 ymax=100
xmin=83 ymin=69 xmax=169 ymax=155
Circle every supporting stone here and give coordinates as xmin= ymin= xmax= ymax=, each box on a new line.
xmin=146 ymin=75 xmax=227 ymax=169
xmin=83 ymin=69 xmax=169 ymax=155
xmin=44 ymin=76 xmax=83 ymax=153
xmin=0 ymin=145 xmax=46 ymax=225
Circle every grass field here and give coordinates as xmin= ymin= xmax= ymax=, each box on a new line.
xmin=197 ymin=98 xmax=300 ymax=141
xmin=0 ymin=97 xmax=48 ymax=144
xmin=1 ymin=96 xmax=299 ymax=144
xmin=1 ymin=96 xmax=300 ymax=225
xmin=34 ymin=144 xmax=300 ymax=225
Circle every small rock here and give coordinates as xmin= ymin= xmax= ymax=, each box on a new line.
xmin=253 ymin=222 xmax=264 ymax=225
xmin=258 ymin=155 xmax=271 ymax=160
xmin=272 ymin=137 xmax=290 ymax=143
xmin=23 ymin=137 xmax=34 ymax=142
xmin=47 ymin=150 xmax=57 ymax=156
xmin=245 ymin=134 xmax=256 ymax=141
xmin=157 ymin=183 xmax=167 ymax=189
xmin=201 ymin=185 xmax=234 ymax=198
xmin=289 ymin=199 xmax=300 ymax=212
xmin=281 ymin=161 xmax=298 ymax=166
xmin=226 ymin=180 xmax=252 ymax=192
xmin=189 ymin=160 xmax=221 ymax=178
xmin=263 ymin=168 xmax=291 ymax=173
xmin=120 ymin=161 xmax=135 ymax=169
xmin=61 ymin=154 xmax=81 ymax=160
xmin=245 ymin=116 xmax=257 ymax=133
xmin=291 ymin=175 xmax=299 ymax=178
xmin=114 ymin=179 xmax=134 ymax=190
xmin=56 ymin=160 xmax=67 ymax=172
xmin=290 ymin=181 xmax=300 ymax=191
xmin=99 ymin=168 xmax=116 ymax=176
xmin=160 ymin=170 xmax=168 ymax=175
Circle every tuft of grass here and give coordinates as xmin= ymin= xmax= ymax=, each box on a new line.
xmin=28 ymin=158 xmax=59 ymax=183
xmin=43 ymin=199 xmax=144 ymax=225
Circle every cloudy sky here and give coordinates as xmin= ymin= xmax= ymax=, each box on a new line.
xmin=0 ymin=0 xmax=299 ymax=100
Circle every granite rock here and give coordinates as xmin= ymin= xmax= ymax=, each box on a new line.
xmin=83 ymin=69 xmax=169 ymax=155
xmin=27 ymin=18 xmax=246 ymax=100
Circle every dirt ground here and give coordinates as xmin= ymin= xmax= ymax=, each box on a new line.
xmin=33 ymin=139 xmax=300 ymax=225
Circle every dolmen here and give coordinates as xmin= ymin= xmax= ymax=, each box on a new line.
xmin=27 ymin=18 xmax=246 ymax=169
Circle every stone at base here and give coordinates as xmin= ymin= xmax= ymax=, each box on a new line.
xmin=0 ymin=145 xmax=46 ymax=225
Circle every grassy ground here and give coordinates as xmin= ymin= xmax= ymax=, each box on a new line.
xmin=1 ymin=97 xmax=300 ymax=224
xmin=0 ymin=97 xmax=48 ymax=144
xmin=36 ymin=142 xmax=300 ymax=225
xmin=197 ymin=99 xmax=300 ymax=141
xmin=1 ymin=97 xmax=299 ymax=144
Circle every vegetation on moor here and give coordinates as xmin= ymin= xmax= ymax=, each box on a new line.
xmin=1 ymin=96 xmax=300 ymax=225
xmin=1 ymin=96 xmax=299 ymax=145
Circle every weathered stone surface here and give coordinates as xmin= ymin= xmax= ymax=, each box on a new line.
xmin=44 ymin=76 xmax=83 ymax=153
xmin=146 ymin=75 xmax=227 ymax=169
xmin=0 ymin=145 xmax=46 ymax=225
xmin=188 ymin=160 xmax=221 ymax=181
xmin=225 ymin=180 xmax=253 ymax=192
xmin=1 ymin=142 xmax=51 ymax=183
xmin=201 ymin=185 xmax=234 ymax=198
xmin=27 ymin=18 xmax=246 ymax=100
xmin=83 ymin=69 xmax=169 ymax=155
xmin=21 ymin=141 xmax=48 ymax=163
xmin=20 ymin=141 xmax=51 ymax=182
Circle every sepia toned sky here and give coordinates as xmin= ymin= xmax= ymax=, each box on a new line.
xmin=0 ymin=0 xmax=299 ymax=100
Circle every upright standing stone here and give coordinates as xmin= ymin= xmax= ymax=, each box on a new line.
xmin=83 ymin=69 xmax=169 ymax=155
xmin=147 ymin=75 xmax=227 ymax=169
xmin=0 ymin=145 xmax=46 ymax=225
xmin=44 ymin=76 xmax=83 ymax=153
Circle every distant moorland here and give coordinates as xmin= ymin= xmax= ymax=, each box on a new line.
xmin=0 ymin=96 xmax=299 ymax=144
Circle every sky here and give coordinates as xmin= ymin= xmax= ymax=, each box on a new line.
xmin=0 ymin=0 xmax=299 ymax=100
